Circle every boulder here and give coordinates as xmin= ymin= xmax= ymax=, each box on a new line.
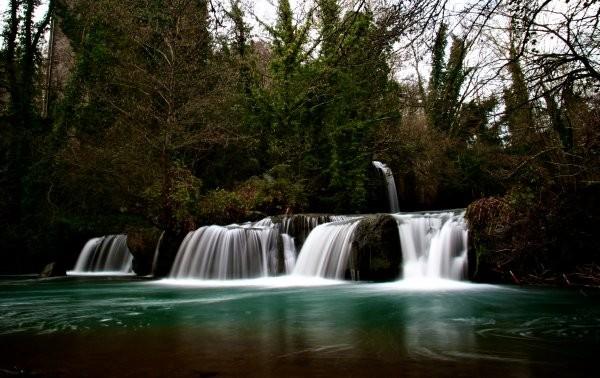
xmin=349 ymin=214 xmax=402 ymax=281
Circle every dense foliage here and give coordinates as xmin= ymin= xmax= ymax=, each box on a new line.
xmin=0 ymin=0 xmax=598 ymax=280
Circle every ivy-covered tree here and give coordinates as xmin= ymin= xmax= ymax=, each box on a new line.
xmin=426 ymin=23 xmax=469 ymax=134
xmin=503 ymin=43 xmax=535 ymax=153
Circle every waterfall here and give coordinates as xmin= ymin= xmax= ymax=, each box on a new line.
xmin=292 ymin=219 xmax=361 ymax=279
xmin=71 ymin=235 xmax=133 ymax=273
xmin=281 ymin=214 xmax=333 ymax=251
xmin=151 ymin=231 xmax=165 ymax=277
xmin=169 ymin=219 xmax=279 ymax=279
xmin=164 ymin=209 xmax=468 ymax=283
xmin=393 ymin=211 xmax=468 ymax=280
xmin=281 ymin=234 xmax=297 ymax=274
xmin=372 ymin=161 xmax=399 ymax=213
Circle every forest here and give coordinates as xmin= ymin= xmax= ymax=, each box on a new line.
xmin=0 ymin=0 xmax=599 ymax=285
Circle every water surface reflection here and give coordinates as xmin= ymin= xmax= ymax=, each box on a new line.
xmin=0 ymin=277 xmax=598 ymax=376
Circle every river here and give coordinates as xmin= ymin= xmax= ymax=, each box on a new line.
xmin=1 ymin=276 xmax=598 ymax=377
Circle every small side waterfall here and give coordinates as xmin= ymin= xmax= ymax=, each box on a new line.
xmin=292 ymin=219 xmax=361 ymax=279
xmin=169 ymin=220 xmax=279 ymax=279
xmin=394 ymin=211 xmax=468 ymax=280
xmin=151 ymin=231 xmax=165 ymax=277
xmin=372 ymin=161 xmax=399 ymax=213
xmin=71 ymin=235 xmax=133 ymax=273
xmin=281 ymin=234 xmax=297 ymax=275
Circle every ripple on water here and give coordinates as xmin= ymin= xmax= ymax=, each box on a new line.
xmin=476 ymin=315 xmax=600 ymax=341
xmin=451 ymin=317 xmax=497 ymax=326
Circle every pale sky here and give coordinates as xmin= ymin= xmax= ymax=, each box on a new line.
xmin=0 ymin=0 xmax=49 ymax=21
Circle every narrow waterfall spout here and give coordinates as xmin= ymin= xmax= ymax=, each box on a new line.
xmin=169 ymin=219 xmax=279 ymax=279
xmin=372 ymin=161 xmax=399 ymax=213
xmin=293 ymin=219 xmax=360 ymax=279
xmin=151 ymin=231 xmax=165 ymax=277
xmin=394 ymin=211 xmax=468 ymax=281
xmin=71 ymin=234 xmax=133 ymax=273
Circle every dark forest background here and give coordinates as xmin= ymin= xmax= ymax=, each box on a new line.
xmin=1 ymin=0 xmax=598 ymax=281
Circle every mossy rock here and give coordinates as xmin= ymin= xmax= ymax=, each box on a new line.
xmin=349 ymin=214 xmax=402 ymax=282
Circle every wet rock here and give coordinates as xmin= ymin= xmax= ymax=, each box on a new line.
xmin=277 ymin=214 xmax=333 ymax=250
xmin=349 ymin=214 xmax=402 ymax=282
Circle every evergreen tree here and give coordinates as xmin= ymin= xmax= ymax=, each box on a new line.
xmin=317 ymin=0 xmax=340 ymax=60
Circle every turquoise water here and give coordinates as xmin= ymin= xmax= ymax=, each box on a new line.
xmin=0 ymin=277 xmax=599 ymax=377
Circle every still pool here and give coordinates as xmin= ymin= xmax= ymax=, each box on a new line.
xmin=1 ymin=277 xmax=599 ymax=377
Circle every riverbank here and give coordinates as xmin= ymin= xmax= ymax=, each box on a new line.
xmin=466 ymin=189 xmax=600 ymax=288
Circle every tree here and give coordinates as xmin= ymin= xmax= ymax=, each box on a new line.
xmin=0 ymin=0 xmax=55 ymax=272
xmin=317 ymin=0 xmax=340 ymax=59
xmin=503 ymin=42 xmax=536 ymax=152
xmin=51 ymin=0 xmax=245 ymax=236
xmin=511 ymin=0 xmax=600 ymax=92
xmin=426 ymin=24 xmax=470 ymax=134
xmin=1 ymin=0 xmax=55 ymax=217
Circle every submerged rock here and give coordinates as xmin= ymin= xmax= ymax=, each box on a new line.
xmin=39 ymin=262 xmax=66 ymax=278
xmin=126 ymin=228 xmax=163 ymax=276
xmin=349 ymin=214 xmax=402 ymax=281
